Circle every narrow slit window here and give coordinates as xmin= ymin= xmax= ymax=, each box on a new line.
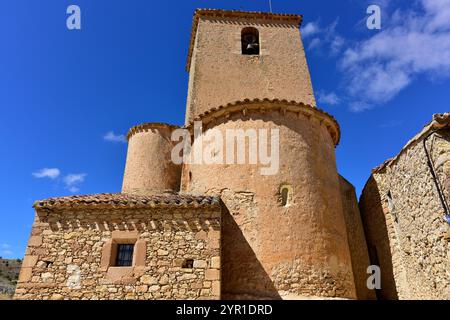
xmin=115 ymin=244 xmax=134 ymax=267
xmin=387 ymin=191 xmax=394 ymax=211
xmin=387 ymin=191 xmax=398 ymax=222
xmin=279 ymin=184 xmax=293 ymax=207
xmin=281 ymin=188 xmax=289 ymax=206
xmin=241 ymin=27 xmax=260 ymax=55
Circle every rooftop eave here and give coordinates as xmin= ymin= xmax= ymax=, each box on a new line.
xmin=33 ymin=193 xmax=222 ymax=212
xmin=183 ymin=98 xmax=341 ymax=146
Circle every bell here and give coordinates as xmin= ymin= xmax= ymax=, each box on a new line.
xmin=247 ymin=43 xmax=258 ymax=50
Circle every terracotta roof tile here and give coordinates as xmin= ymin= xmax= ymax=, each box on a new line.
xmin=33 ymin=193 xmax=221 ymax=210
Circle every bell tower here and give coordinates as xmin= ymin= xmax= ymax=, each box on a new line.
xmin=181 ymin=9 xmax=357 ymax=299
xmin=185 ymin=9 xmax=317 ymax=124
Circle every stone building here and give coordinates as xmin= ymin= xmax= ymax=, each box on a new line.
xmin=15 ymin=9 xmax=448 ymax=301
xmin=360 ymin=114 xmax=450 ymax=300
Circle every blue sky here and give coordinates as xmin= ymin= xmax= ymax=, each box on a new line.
xmin=1 ymin=0 xmax=449 ymax=259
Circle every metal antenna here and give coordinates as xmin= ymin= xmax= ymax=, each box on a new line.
xmin=269 ymin=0 xmax=273 ymax=13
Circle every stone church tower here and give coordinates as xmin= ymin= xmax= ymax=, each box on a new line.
xmin=16 ymin=9 xmax=375 ymax=300
xmin=179 ymin=9 xmax=357 ymax=299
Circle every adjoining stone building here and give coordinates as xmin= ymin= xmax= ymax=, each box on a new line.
xmin=360 ymin=114 xmax=450 ymax=300
xmin=15 ymin=194 xmax=221 ymax=300
xmin=21 ymin=8 xmax=450 ymax=300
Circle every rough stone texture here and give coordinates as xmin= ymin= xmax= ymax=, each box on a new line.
xmin=183 ymin=10 xmax=357 ymax=299
xmin=338 ymin=176 xmax=376 ymax=300
xmin=14 ymin=207 xmax=221 ymax=300
xmin=122 ymin=124 xmax=181 ymax=195
xmin=185 ymin=11 xmax=316 ymax=124
xmin=16 ymin=9 xmax=379 ymax=300
xmin=181 ymin=108 xmax=357 ymax=299
xmin=360 ymin=125 xmax=450 ymax=300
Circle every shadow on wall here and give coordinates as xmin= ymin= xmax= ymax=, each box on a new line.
xmin=221 ymin=206 xmax=281 ymax=300
xmin=45 ymin=213 xmax=221 ymax=233
xmin=359 ymin=176 xmax=398 ymax=300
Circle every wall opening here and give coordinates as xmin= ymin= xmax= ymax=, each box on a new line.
xmin=279 ymin=184 xmax=293 ymax=207
xmin=182 ymin=259 xmax=194 ymax=269
xmin=241 ymin=27 xmax=260 ymax=55
xmin=115 ymin=244 xmax=134 ymax=267
xmin=387 ymin=191 xmax=397 ymax=222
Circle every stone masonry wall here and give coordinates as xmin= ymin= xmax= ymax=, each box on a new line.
xmin=338 ymin=176 xmax=376 ymax=300
xmin=14 ymin=207 xmax=221 ymax=300
xmin=360 ymin=129 xmax=450 ymax=299
xmin=183 ymin=110 xmax=356 ymax=299
xmin=186 ymin=16 xmax=316 ymax=124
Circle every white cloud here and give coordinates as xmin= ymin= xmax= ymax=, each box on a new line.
xmin=32 ymin=168 xmax=60 ymax=179
xmin=63 ymin=173 xmax=87 ymax=193
xmin=103 ymin=131 xmax=126 ymax=143
xmin=339 ymin=0 xmax=450 ymax=109
xmin=349 ymin=101 xmax=373 ymax=113
xmin=317 ymin=91 xmax=341 ymax=106
xmin=330 ymin=35 xmax=345 ymax=55
xmin=303 ymin=19 xmax=346 ymax=57
xmin=32 ymin=168 xmax=88 ymax=194
xmin=308 ymin=38 xmax=321 ymax=50
xmin=0 ymin=243 xmax=11 ymax=249
xmin=302 ymin=22 xmax=320 ymax=38
xmin=423 ymin=0 xmax=450 ymax=32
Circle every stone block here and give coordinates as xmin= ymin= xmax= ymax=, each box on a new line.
xmin=205 ymin=269 xmax=220 ymax=281
xmin=210 ymin=256 xmax=220 ymax=269
xmin=22 ymin=255 xmax=38 ymax=268
xmin=18 ymin=268 xmax=32 ymax=283
xmin=193 ymin=260 xmax=207 ymax=269
xmin=134 ymin=240 xmax=147 ymax=267
xmin=28 ymin=236 xmax=42 ymax=247
xmin=149 ymin=285 xmax=160 ymax=292
xmin=212 ymin=281 xmax=220 ymax=296
xmin=157 ymin=249 xmax=169 ymax=256
xmin=141 ymin=275 xmax=158 ymax=285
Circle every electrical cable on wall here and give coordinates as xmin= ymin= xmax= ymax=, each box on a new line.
xmin=423 ymin=129 xmax=450 ymax=223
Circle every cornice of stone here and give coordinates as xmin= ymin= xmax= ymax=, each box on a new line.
xmin=184 ymin=98 xmax=341 ymax=146
xmin=127 ymin=123 xmax=180 ymax=141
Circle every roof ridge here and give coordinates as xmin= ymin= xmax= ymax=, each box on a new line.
xmin=33 ymin=193 xmax=221 ymax=210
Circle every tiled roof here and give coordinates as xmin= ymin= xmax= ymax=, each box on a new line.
xmin=185 ymin=98 xmax=341 ymax=146
xmin=373 ymin=113 xmax=450 ymax=173
xmin=186 ymin=9 xmax=303 ymax=71
xmin=33 ymin=193 xmax=221 ymax=210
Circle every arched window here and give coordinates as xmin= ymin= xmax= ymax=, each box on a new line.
xmin=241 ymin=27 xmax=260 ymax=55
xmin=279 ymin=184 xmax=293 ymax=207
